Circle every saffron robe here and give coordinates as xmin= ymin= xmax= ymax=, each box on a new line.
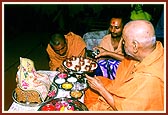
xmin=46 ymin=32 xmax=86 ymax=70
xmin=99 ymin=34 xmax=123 ymax=54
xmin=84 ymin=41 xmax=164 ymax=111
xmin=95 ymin=34 xmax=123 ymax=79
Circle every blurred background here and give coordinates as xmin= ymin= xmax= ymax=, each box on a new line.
xmin=3 ymin=3 xmax=164 ymax=111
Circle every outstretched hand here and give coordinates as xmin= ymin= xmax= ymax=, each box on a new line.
xmin=93 ymin=46 xmax=109 ymax=58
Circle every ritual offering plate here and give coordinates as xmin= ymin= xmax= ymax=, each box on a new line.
xmin=55 ymin=78 xmax=66 ymax=85
xmin=53 ymin=70 xmax=88 ymax=91
xmin=38 ymin=97 xmax=88 ymax=111
xmin=12 ymin=83 xmax=58 ymax=107
xmin=67 ymin=76 xmax=77 ymax=83
xmin=63 ymin=56 xmax=98 ymax=74
xmin=57 ymin=72 xmax=68 ymax=79
xmin=70 ymin=90 xmax=83 ymax=99
xmin=72 ymin=82 xmax=87 ymax=91
xmin=61 ymin=82 xmax=73 ymax=91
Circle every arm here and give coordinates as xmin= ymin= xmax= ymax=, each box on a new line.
xmin=85 ymin=74 xmax=117 ymax=110
xmin=78 ymin=48 xmax=86 ymax=57
xmin=49 ymin=60 xmax=57 ymax=71
xmin=94 ymin=46 xmax=124 ymax=61
xmin=46 ymin=44 xmax=61 ymax=71
xmin=98 ymin=84 xmax=117 ymax=110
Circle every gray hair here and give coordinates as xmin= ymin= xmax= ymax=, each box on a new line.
xmin=136 ymin=36 xmax=156 ymax=46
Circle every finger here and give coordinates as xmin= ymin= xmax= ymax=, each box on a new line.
xmin=93 ymin=75 xmax=100 ymax=81
xmin=93 ymin=46 xmax=98 ymax=50
xmin=87 ymin=80 xmax=92 ymax=85
xmin=85 ymin=74 xmax=94 ymax=80
xmin=85 ymin=74 xmax=91 ymax=79
xmin=87 ymin=80 xmax=94 ymax=87
xmin=94 ymin=76 xmax=100 ymax=81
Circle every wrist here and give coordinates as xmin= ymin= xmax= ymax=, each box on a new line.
xmin=99 ymin=86 xmax=108 ymax=95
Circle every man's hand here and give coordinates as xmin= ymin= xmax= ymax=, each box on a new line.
xmin=85 ymin=74 xmax=104 ymax=92
xmin=56 ymin=64 xmax=67 ymax=72
xmin=85 ymin=74 xmax=117 ymax=110
xmin=93 ymin=46 xmax=109 ymax=58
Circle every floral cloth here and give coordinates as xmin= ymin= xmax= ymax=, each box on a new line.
xmin=16 ymin=57 xmax=51 ymax=101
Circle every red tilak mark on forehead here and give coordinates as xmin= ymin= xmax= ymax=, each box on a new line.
xmin=112 ymin=22 xmax=115 ymax=24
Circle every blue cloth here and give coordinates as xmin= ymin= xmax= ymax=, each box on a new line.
xmin=94 ymin=59 xmax=120 ymax=80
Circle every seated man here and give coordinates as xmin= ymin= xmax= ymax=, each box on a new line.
xmin=93 ymin=16 xmax=126 ymax=79
xmin=46 ymin=32 xmax=86 ymax=71
xmin=84 ymin=20 xmax=164 ymax=111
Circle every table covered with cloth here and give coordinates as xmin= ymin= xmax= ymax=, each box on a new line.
xmin=8 ymin=70 xmax=84 ymax=111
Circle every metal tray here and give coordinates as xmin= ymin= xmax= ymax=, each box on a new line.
xmin=62 ymin=57 xmax=98 ymax=74
xmin=38 ymin=97 xmax=88 ymax=111
xmin=12 ymin=83 xmax=58 ymax=107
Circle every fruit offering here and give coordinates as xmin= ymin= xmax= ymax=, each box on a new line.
xmin=57 ymin=73 xmax=68 ymax=79
xmin=55 ymin=100 xmax=75 ymax=111
xmin=41 ymin=104 xmax=55 ymax=111
xmin=70 ymin=90 xmax=83 ymax=99
xmin=38 ymin=98 xmax=88 ymax=111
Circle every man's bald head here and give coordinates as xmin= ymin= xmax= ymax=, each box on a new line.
xmin=122 ymin=20 xmax=156 ymax=61
xmin=50 ymin=33 xmax=66 ymax=46
xmin=49 ymin=33 xmax=67 ymax=56
xmin=123 ymin=20 xmax=156 ymax=45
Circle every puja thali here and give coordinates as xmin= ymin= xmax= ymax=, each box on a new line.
xmin=63 ymin=56 xmax=98 ymax=74
xmin=38 ymin=97 xmax=88 ymax=111
xmin=12 ymin=82 xmax=58 ymax=107
xmin=53 ymin=72 xmax=88 ymax=92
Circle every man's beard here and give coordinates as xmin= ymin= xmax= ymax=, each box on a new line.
xmin=111 ymin=32 xmax=122 ymax=38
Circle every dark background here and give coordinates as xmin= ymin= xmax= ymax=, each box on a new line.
xmin=5 ymin=4 xmax=163 ymax=37
xmin=3 ymin=3 xmax=164 ymax=111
